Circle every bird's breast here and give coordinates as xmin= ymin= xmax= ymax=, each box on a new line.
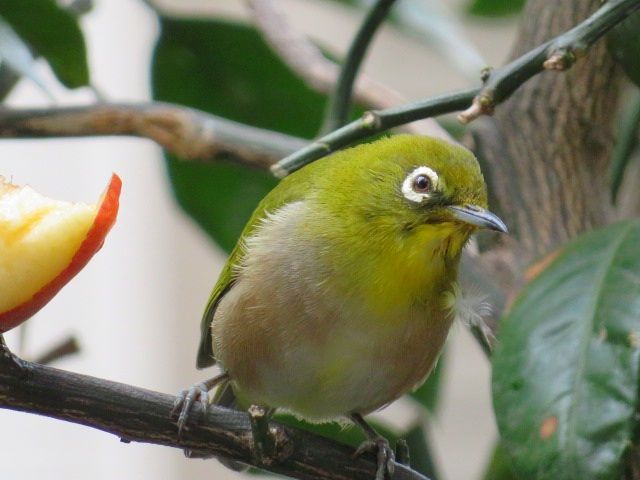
xmin=212 ymin=201 xmax=457 ymax=420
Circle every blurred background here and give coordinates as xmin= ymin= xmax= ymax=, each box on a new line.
xmin=0 ymin=1 xmax=518 ymax=478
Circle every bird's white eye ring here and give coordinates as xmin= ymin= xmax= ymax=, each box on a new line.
xmin=402 ymin=166 xmax=439 ymax=203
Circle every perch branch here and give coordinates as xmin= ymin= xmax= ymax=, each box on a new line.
xmin=458 ymin=0 xmax=640 ymax=123
xmin=322 ymin=0 xmax=398 ymax=132
xmin=0 ymin=355 xmax=430 ymax=480
xmin=0 ymin=103 xmax=307 ymax=169
xmin=247 ymin=0 xmax=451 ymax=141
xmin=273 ymin=0 xmax=640 ymax=176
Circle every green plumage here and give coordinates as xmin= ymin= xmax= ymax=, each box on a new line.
xmin=177 ymin=134 xmax=506 ymax=480
xmin=196 ymin=134 xmax=487 ymax=368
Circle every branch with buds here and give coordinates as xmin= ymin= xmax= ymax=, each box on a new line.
xmin=274 ymin=0 xmax=640 ymax=175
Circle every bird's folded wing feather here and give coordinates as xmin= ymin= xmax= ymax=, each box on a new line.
xmin=196 ymin=162 xmax=323 ymax=369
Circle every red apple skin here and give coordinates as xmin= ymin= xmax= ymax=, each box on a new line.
xmin=0 ymin=174 xmax=122 ymax=333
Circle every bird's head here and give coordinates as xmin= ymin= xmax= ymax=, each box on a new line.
xmin=314 ymin=135 xmax=506 ymax=252
xmin=282 ymin=135 xmax=507 ymax=309
xmin=387 ymin=135 xmax=506 ymax=236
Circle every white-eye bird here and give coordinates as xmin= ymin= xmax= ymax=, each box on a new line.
xmin=174 ymin=134 xmax=507 ymax=479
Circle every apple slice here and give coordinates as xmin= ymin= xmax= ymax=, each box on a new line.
xmin=0 ymin=174 xmax=121 ymax=333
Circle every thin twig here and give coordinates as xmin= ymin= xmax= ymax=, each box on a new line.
xmin=33 ymin=335 xmax=80 ymax=365
xmin=458 ymin=0 xmax=640 ymax=123
xmin=322 ymin=0 xmax=398 ymax=132
xmin=246 ymin=0 xmax=452 ymax=141
xmin=0 ymin=103 xmax=307 ymax=169
xmin=272 ymin=89 xmax=477 ymax=177
xmin=273 ymin=0 xmax=640 ymax=176
xmin=0 ymin=357 xmax=430 ymax=480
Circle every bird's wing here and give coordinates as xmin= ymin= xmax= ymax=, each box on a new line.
xmin=196 ymin=166 xmax=316 ymax=369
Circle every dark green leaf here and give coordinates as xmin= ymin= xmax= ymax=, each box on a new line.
xmin=611 ymin=89 xmax=640 ymax=203
xmin=0 ymin=0 xmax=89 ymax=88
xmin=608 ymin=10 xmax=640 ymax=88
xmin=409 ymin=350 xmax=445 ymax=413
xmin=492 ymin=220 xmax=640 ymax=480
xmin=466 ymin=0 xmax=525 ymax=17
xmin=403 ymin=422 xmax=440 ymax=480
xmin=0 ymin=16 xmax=51 ymax=96
xmin=481 ymin=443 xmax=519 ymax=480
xmin=152 ymin=18 xmax=326 ymax=252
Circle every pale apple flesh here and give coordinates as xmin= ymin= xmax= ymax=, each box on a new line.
xmin=0 ymin=174 xmax=121 ymax=333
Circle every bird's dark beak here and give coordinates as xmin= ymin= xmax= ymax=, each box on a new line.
xmin=447 ymin=205 xmax=508 ymax=233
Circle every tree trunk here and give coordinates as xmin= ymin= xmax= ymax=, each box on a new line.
xmin=470 ymin=2 xmax=640 ymax=473
xmin=470 ymin=0 xmax=621 ymax=281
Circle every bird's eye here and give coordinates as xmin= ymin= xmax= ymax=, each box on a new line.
xmin=413 ymin=174 xmax=431 ymax=193
xmin=402 ymin=166 xmax=439 ymax=203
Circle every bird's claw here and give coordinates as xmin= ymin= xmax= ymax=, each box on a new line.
xmin=171 ymin=382 xmax=210 ymax=437
xmin=353 ymin=436 xmax=395 ymax=480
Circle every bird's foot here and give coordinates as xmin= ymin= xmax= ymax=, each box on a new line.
xmin=171 ymin=382 xmax=210 ymax=436
xmin=171 ymin=373 xmax=228 ymax=438
xmin=353 ymin=436 xmax=395 ymax=480
xmin=350 ymin=413 xmax=396 ymax=480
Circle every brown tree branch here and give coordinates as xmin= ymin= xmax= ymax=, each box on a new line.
xmin=0 ymin=103 xmax=307 ymax=169
xmin=0 ymin=354 xmax=429 ymax=480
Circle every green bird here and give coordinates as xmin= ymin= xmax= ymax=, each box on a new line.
xmin=174 ymin=134 xmax=506 ymax=479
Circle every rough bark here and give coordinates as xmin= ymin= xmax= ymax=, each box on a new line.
xmin=0 ymin=356 xmax=427 ymax=480
xmin=470 ymin=0 xmax=621 ymax=283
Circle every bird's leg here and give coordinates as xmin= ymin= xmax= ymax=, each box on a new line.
xmin=171 ymin=372 xmax=229 ymax=436
xmin=248 ymin=405 xmax=277 ymax=465
xmin=351 ymin=413 xmax=396 ymax=480
xmin=185 ymin=405 xmax=280 ymax=467
xmin=0 ymin=333 xmax=30 ymax=377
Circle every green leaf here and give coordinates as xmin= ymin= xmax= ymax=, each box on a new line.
xmin=608 ymin=10 xmax=640 ymax=88
xmin=403 ymin=422 xmax=440 ymax=480
xmin=611 ymin=89 xmax=640 ymax=203
xmin=466 ymin=0 xmax=525 ymax=17
xmin=152 ymin=18 xmax=326 ymax=252
xmin=409 ymin=350 xmax=445 ymax=413
xmin=0 ymin=16 xmax=51 ymax=97
xmin=492 ymin=220 xmax=640 ymax=480
xmin=481 ymin=443 xmax=519 ymax=480
xmin=0 ymin=0 xmax=89 ymax=88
